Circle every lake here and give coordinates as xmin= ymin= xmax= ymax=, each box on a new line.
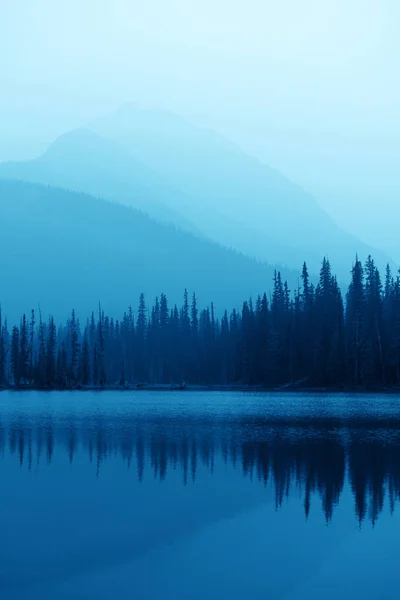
xmin=1 ymin=390 xmax=400 ymax=599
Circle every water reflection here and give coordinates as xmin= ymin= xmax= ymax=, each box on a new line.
xmin=2 ymin=411 xmax=400 ymax=526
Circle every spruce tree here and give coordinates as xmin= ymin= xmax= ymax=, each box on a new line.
xmin=11 ymin=326 xmax=20 ymax=386
xmin=45 ymin=317 xmax=56 ymax=387
xmin=19 ymin=314 xmax=29 ymax=385
xmin=0 ymin=307 xmax=5 ymax=387
xmin=69 ymin=309 xmax=80 ymax=383
xmin=80 ymin=333 xmax=91 ymax=386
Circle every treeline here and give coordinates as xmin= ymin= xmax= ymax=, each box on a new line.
xmin=1 ymin=255 xmax=400 ymax=389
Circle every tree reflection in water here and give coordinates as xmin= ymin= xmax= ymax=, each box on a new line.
xmin=2 ymin=413 xmax=400 ymax=526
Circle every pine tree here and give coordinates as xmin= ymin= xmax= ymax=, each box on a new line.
xmin=98 ymin=306 xmax=106 ymax=386
xmin=45 ymin=317 xmax=56 ymax=387
xmin=37 ymin=312 xmax=46 ymax=387
xmin=93 ymin=345 xmax=99 ymax=386
xmin=363 ymin=256 xmax=385 ymax=385
xmin=19 ymin=314 xmax=29 ymax=385
xmin=346 ymin=256 xmax=365 ymax=385
xmin=159 ymin=293 xmax=169 ymax=382
xmin=191 ymin=293 xmax=198 ymax=335
xmin=314 ymin=258 xmax=344 ymax=384
xmin=29 ymin=309 xmax=35 ymax=384
xmin=0 ymin=306 xmax=6 ymax=387
xmin=181 ymin=289 xmax=190 ymax=333
xmin=80 ymin=332 xmax=91 ymax=386
xmin=180 ymin=289 xmax=192 ymax=382
xmin=135 ymin=293 xmax=148 ymax=382
xmin=69 ymin=309 xmax=80 ymax=383
xmin=11 ymin=326 xmax=20 ymax=386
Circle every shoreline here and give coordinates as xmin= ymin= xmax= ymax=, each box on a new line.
xmin=1 ymin=384 xmax=400 ymax=394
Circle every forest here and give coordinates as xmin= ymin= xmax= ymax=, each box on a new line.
xmin=1 ymin=254 xmax=400 ymax=390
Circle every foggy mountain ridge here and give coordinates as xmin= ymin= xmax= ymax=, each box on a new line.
xmin=0 ymin=179 xmax=301 ymax=324
xmin=88 ymin=104 xmax=395 ymax=277
xmin=0 ymin=125 xmax=318 ymax=274
xmin=0 ymin=104 xmax=394 ymax=281
xmin=0 ymin=128 xmax=202 ymax=237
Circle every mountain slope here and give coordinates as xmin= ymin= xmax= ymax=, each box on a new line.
xmin=0 ymin=125 xmax=320 ymax=272
xmin=0 ymin=180 xmax=300 ymax=323
xmin=0 ymin=128 xmax=200 ymax=235
xmin=90 ymin=104 xmax=393 ymax=277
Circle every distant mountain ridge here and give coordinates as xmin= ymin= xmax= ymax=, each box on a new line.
xmin=0 ymin=128 xmax=201 ymax=235
xmin=89 ymin=104 xmax=394 ymax=277
xmin=0 ymin=103 xmax=394 ymax=281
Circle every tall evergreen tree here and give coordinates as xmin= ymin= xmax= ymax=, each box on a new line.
xmin=80 ymin=332 xmax=91 ymax=386
xmin=0 ymin=307 xmax=6 ymax=387
xmin=19 ymin=314 xmax=29 ymax=385
xmin=29 ymin=309 xmax=35 ymax=384
xmin=37 ymin=311 xmax=47 ymax=387
xmin=346 ymin=256 xmax=365 ymax=385
xmin=45 ymin=317 xmax=56 ymax=387
xmin=11 ymin=325 xmax=20 ymax=386
xmin=135 ymin=293 xmax=148 ymax=382
xmin=69 ymin=309 xmax=80 ymax=383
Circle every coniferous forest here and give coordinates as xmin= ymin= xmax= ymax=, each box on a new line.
xmin=1 ymin=255 xmax=400 ymax=390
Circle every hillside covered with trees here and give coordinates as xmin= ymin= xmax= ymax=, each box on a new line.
xmin=1 ymin=255 xmax=400 ymax=390
xmin=0 ymin=179 xmax=298 ymax=322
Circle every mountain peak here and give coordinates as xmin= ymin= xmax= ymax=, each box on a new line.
xmin=42 ymin=128 xmax=121 ymax=160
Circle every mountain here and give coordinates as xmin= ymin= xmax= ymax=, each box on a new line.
xmin=89 ymin=104 xmax=393 ymax=277
xmin=0 ymin=104 xmax=392 ymax=280
xmin=0 ymin=127 xmax=298 ymax=269
xmin=0 ymin=180 xmax=299 ymax=323
xmin=0 ymin=128 xmax=200 ymax=235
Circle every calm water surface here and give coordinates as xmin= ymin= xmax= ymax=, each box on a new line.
xmin=1 ymin=391 xmax=400 ymax=599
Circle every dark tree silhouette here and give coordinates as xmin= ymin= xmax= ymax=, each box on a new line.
xmin=3 ymin=254 xmax=400 ymax=390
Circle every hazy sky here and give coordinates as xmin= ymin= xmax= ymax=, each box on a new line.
xmin=1 ymin=0 xmax=400 ymax=257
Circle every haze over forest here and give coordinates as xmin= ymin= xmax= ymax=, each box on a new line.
xmin=0 ymin=1 xmax=398 ymax=325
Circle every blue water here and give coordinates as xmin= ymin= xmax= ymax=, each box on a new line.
xmin=1 ymin=391 xmax=400 ymax=599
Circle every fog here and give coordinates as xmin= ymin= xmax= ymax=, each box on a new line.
xmin=1 ymin=0 xmax=400 ymax=259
